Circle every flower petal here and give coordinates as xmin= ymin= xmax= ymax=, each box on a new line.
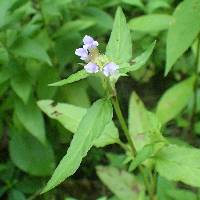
xmin=75 ymin=48 xmax=88 ymax=60
xmin=84 ymin=62 xmax=99 ymax=73
xmin=103 ymin=62 xmax=119 ymax=77
xmin=83 ymin=35 xmax=98 ymax=50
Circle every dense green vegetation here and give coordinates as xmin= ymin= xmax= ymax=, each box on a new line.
xmin=0 ymin=0 xmax=200 ymax=199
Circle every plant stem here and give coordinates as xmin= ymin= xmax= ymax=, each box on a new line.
xmin=111 ymin=96 xmax=137 ymax=156
xmin=188 ymin=35 xmax=200 ymax=139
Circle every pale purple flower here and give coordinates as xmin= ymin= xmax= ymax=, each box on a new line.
xmin=84 ymin=62 xmax=99 ymax=73
xmin=83 ymin=35 xmax=99 ymax=50
xmin=103 ymin=62 xmax=119 ymax=77
xmin=75 ymin=48 xmax=88 ymax=60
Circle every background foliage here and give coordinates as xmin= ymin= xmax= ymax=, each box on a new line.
xmin=0 ymin=0 xmax=200 ymax=199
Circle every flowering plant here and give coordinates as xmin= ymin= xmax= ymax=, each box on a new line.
xmin=37 ymin=5 xmax=200 ymax=200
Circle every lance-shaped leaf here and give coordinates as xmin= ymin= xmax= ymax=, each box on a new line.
xmin=119 ymin=41 xmax=156 ymax=74
xmin=106 ymin=7 xmax=132 ymax=64
xmin=49 ymin=70 xmax=89 ymax=87
xmin=128 ymin=14 xmax=173 ymax=33
xmin=155 ymin=144 xmax=200 ymax=187
xmin=128 ymin=92 xmax=163 ymax=151
xmin=156 ymin=76 xmax=195 ymax=124
xmin=96 ymin=166 xmax=144 ymax=200
xmin=37 ymin=100 xmax=119 ymax=147
xmin=41 ymin=99 xmax=113 ymax=193
xmin=166 ymin=0 xmax=200 ymax=75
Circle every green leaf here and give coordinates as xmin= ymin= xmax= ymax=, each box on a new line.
xmin=11 ymin=38 xmax=52 ymax=65
xmin=128 ymin=14 xmax=173 ymax=32
xmin=49 ymin=70 xmax=89 ymax=86
xmin=0 ymin=0 xmax=12 ymax=28
xmin=53 ymin=19 xmax=96 ymax=38
xmin=155 ymin=144 xmax=200 ymax=187
xmin=36 ymin=65 xmax=58 ymax=99
xmin=167 ymin=189 xmax=197 ymax=200
xmin=42 ymin=99 xmax=113 ymax=193
xmin=0 ymin=45 xmax=9 ymax=64
xmin=8 ymin=189 xmax=26 ymax=200
xmin=119 ymin=41 xmax=156 ymax=74
xmin=128 ymin=92 xmax=163 ymax=150
xmin=129 ymin=144 xmax=154 ymax=171
xmin=38 ymin=100 xmax=86 ymax=133
xmin=96 ymin=166 xmax=144 ymax=200
xmin=9 ymin=130 xmax=55 ymax=176
xmin=156 ymin=76 xmax=195 ymax=124
xmin=15 ymin=99 xmax=46 ymax=144
xmin=106 ymin=7 xmax=132 ymax=64
xmin=11 ymin=73 xmax=32 ymax=103
xmin=37 ymin=100 xmax=119 ymax=147
xmin=122 ymin=0 xmax=144 ymax=8
xmin=166 ymin=0 xmax=200 ymax=75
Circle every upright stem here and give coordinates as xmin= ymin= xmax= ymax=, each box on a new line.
xmin=111 ymin=96 xmax=137 ymax=156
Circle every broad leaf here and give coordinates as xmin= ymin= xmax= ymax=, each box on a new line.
xmin=11 ymin=73 xmax=32 ymax=103
xmin=11 ymin=38 xmax=52 ymax=65
xmin=42 ymin=99 xmax=113 ymax=193
xmin=37 ymin=100 xmax=119 ymax=147
xmin=166 ymin=0 xmax=200 ymax=75
xmin=156 ymin=76 xmax=195 ymax=124
xmin=15 ymin=99 xmax=46 ymax=144
xmin=53 ymin=19 xmax=96 ymax=38
xmin=8 ymin=189 xmax=26 ymax=200
xmin=49 ymin=70 xmax=89 ymax=87
xmin=96 ymin=166 xmax=144 ymax=200
xmin=106 ymin=7 xmax=132 ymax=64
xmin=128 ymin=14 xmax=173 ymax=32
xmin=155 ymin=144 xmax=200 ymax=187
xmin=9 ymin=129 xmax=55 ymax=176
xmin=119 ymin=41 xmax=156 ymax=74
xmin=122 ymin=0 xmax=144 ymax=8
xmin=128 ymin=92 xmax=163 ymax=150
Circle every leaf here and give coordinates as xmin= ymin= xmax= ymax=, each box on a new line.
xmin=166 ymin=0 xmax=200 ymax=75
xmin=0 ymin=0 xmax=12 ymax=28
xmin=37 ymin=100 xmax=119 ymax=147
xmin=128 ymin=92 xmax=163 ymax=150
xmin=15 ymin=98 xmax=46 ymax=144
xmin=0 ymin=45 xmax=9 ymax=64
xmin=128 ymin=14 xmax=173 ymax=32
xmin=36 ymin=65 xmax=58 ymax=99
xmin=106 ymin=7 xmax=132 ymax=64
xmin=167 ymin=189 xmax=197 ymax=200
xmin=122 ymin=0 xmax=144 ymax=8
xmin=9 ymin=129 xmax=55 ymax=176
xmin=11 ymin=38 xmax=52 ymax=65
xmin=129 ymin=142 xmax=166 ymax=171
xmin=53 ymin=19 xmax=96 ymax=38
xmin=8 ymin=189 xmax=26 ymax=200
xmin=96 ymin=166 xmax=144 ymax=200
xmin=129 ymin=144 xmax=154 ymax=171
xmin=119 ymin=41 xmax=156 ymax=74
xmin=11 ymin=73 xmax=32 ymax=103
xmin=156 ymin=76 xmax=195 ymax=124
xmin=49 ymin=70 xmax=89 ymax=86
xmin=42 ymin=99 xmax=113 ymax=193
xmin=155 ymin=144 xmax=200 ymax=187
xmin=38 ymin=100 xmax=86 ymax=133
xmin=147 ymin=0 xmax=170 ymax=13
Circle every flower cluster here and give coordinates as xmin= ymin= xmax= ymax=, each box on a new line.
xmin=75 ymin=35 xmax=118 ymax=77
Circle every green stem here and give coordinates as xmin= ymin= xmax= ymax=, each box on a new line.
xmin=111 ymin=96 xmax=137 ymax=156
